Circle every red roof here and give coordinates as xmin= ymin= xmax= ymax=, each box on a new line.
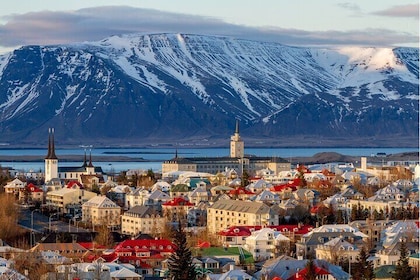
xmin=162 ymin=197 xmax=194 ymax=207
xmin=310 ymin=205 xmax=320 ymax=214
xmin=271 ymin=185 xmax=296 ymax=192
xmin=219 ymin=225 xmax=313 ymax=237
xmin=197 ymin=241 xmax=211 ymax=248
xmin=67 ymin=181 xmax=83 ymax=189
xmin=26 ymin=183 xmax=43 ymax=193
xmin=288 ymin=266 xmax=329 ymax=280
xmin=228 ymin=187 xmax=255 ymax=195
xmin=115 ymin=239 xmax=174 ymax=252
xmin=219 ymin=226 xmax=253 ymax=237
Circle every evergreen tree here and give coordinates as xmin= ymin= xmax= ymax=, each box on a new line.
xmin=393 ymin=240 xmax=414 ymax=280
xmin=353 ymin=247 xmax=374 ymax=280
xmin=303 ymin=257 xmax=317 ymax=280
xmin=167 ymin=222 xmax=197 ymax=280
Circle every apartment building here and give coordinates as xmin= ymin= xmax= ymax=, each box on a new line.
xmin=207 ymin=199 xmax=279 ymax=234
xmin=82 ymin=195 xmax=121 ymax=228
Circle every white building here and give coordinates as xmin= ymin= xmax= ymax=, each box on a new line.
xmin=244 ymin=228 xmax=290 ymax=261
xmin=44 ymin=128 xmax=104 ymax=184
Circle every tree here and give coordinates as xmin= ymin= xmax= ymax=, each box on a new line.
xmin=352 ymin=247 xmax=374 ymax=280
xmin=393 ymin=240 xmax=415 ymax=280
xmin=12 ymin=251 xmax=50 ymax=279
xmin=0 ymin=194 xmax=25 ymax=242
xmin=95 ymin=224 xmax=114 ymax=248
xmin=167 ymin=222 xmax=197 ymax=280
xmin=303 ymin=257 xmax=317 ymax=280
xmin=241 ymin=169 xmax=250 ymax=187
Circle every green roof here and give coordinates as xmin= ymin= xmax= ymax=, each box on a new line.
xmin=374 ymin=265 xmax=396 ymax=278
xmin=189 ymin=178 xmax=210 ymax=188
xmin=193 ymin=247 xmax=254 ymax=264
xmin=410 ymin=253 xmax=420 ymax=259
xmin=171 ymin=184 xmax=189 ymax=192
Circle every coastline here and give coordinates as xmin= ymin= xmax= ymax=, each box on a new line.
xmin=0 ymin=151 xmax=417 ymax=165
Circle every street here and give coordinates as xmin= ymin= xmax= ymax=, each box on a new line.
xmin=18 ymin=208 xmax=88 ymax=233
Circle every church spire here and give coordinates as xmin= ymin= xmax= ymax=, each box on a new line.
xmin=45 ymin=128 xmax=58 ymax=160
xmin=82 ymin=149 xmax=87 ymax=167
xmin=88 ymin=149 xmax=94 ymax=167
xmin=235 ymin=119 xmax=239 ymax=134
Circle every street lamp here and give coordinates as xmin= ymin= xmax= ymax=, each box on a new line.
xmin=31 ymin=209 xmax=40 ymax=247
xmin=49 ymin=213 xmax=58 ymax=232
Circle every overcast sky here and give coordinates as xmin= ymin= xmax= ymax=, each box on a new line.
xmin=0 ymin=0 xmax=418 ymax=54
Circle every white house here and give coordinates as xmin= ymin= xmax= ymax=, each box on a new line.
xmin=4 ymin=178 xmax=25 ymax=195
xmin=244 ymin=228 xmax=290 ymax=261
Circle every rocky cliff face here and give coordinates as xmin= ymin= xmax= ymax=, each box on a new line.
xmin=0 ymin=33 xmax=418 ymax=147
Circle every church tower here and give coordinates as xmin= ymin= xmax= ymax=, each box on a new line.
xmin=230 ymin=120 xmax=244 ymax=158
xmin=45 ymin=128 xmax=58 ymax=182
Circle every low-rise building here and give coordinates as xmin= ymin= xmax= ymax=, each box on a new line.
xmin=315 ymin=236 xmax=359 ymax=265
xmin=162 ymin=197 xmax=194 ymax=223
xmin=121 ymin=205 xmax=164 ymax=236
xmin=82 ymin=196 xmax=121 ymax=228
xmin=4 ymin=178 xmax=25 ymax=195
xmin=244 ymin=228 xmax=290 ymax=261
xmin=46 ymin=187 xmax=97 ymax=214
xmin=207 ymin=199 xmax=279 ymax=234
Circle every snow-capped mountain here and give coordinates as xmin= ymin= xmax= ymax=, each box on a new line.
xmin=0 ymin=33 xmax=418 ymax=147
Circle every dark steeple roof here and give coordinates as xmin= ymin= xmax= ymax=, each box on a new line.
xmin=88 ymin=149 xmax=94 ymax=167
xmin=82 ymin=150 xmax=87 ymax=167
xmin=235 ymin=119 xmax=239 ymax=134
xmin=45 ymin=128 xmax=58 ymax=160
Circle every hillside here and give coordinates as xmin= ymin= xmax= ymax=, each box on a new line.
xmin=0 ymin=33 xmax=418 ymax=147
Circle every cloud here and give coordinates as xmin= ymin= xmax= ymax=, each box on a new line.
xmin=0 ymin=6 xmax=417 ymax=50
xmin=373 ymin=4 xmax=419 ymax=19
xmin=337 ymin=2 xmax=361 ymax=12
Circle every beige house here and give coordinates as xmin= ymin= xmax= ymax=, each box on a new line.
xmin=121 ymin=205 xmax=165 ymax=236
xmin=46 ymin=187 xmax=97 ymax=214
xmin=315 ymin=236 xmax=359 ymax=265
xmin=82 ymin=196 xmax=121 ymax=228
xmin=4 ymin=178 xmax=25 ymax=195
xmin=207 ymin=199 xmax=279 ymax=234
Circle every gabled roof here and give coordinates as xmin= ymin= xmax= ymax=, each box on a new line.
xmin=162 ymin=197 xmax=194 ymax=207
xmin=252 ymin=189 xmax=280 ymax=201
xmin=31 ymin=242 xmax=88 ymax=253
xmin=148 ymin=189 xmax=170 ymax=200
xmin=25 ymin=183 xmax=43 ymax=193
xmin=257 ymin=258 xmax=349 ymax=280
xmin=228 ymin=187 xmax=255 ymax=195
xmin=124 ymin=205 xmax=162 ymax=217
xmin=84 ymin=195 xmax=120 ymax=208
xmin=189 ymin=186 xmax=209 ymax=197
xmin=115 ymin=238 xmax=174 ymax=253
xmin=210 ymin=199 xmax=270 ymax=214
xmin=220 ymin=225 xmax=312 ymax=237
xmin=67 ymin=181 xmax=83 ymax=189
xmin=110 ymin=267 xmax=142 ymax=278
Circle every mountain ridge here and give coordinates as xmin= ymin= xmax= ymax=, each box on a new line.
xmin=0 ymin=33 xmax=418 ymax=147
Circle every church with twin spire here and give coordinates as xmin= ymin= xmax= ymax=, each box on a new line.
xmin=162 ymin=121 xmax=290 ymax=176
xmin=44 ymin=128 xmax=103 ymax=184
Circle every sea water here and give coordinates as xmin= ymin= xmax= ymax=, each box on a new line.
xmin=0 ymin=147 xmax=416 ymax=173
